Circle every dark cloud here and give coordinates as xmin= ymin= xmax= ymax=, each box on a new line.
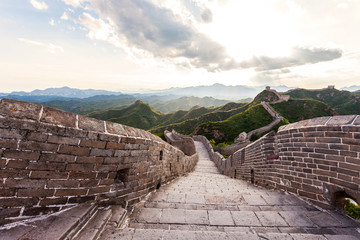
xmin=86 ymin=1 xmax=342 ymax=72
xmin=240 ymin=47 xmax=343 ymax=71
xmin=89 ymin=0 xmax=230 ymax=71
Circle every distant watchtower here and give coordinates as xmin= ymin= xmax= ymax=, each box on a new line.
xmin=328 ymin=85 xmax=335 ymax=89
xmin=266 ymin=86 xmax=271 ymax=91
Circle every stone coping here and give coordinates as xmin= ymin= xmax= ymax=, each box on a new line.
xmin=278 ymin=115 xmax=360 ymax=132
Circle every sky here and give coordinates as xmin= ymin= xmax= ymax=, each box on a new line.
xmin=0 ymin=0 xmax=360 ymax=92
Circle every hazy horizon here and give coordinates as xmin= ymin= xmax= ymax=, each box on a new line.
xmin=1 ymin=0 xmax=360 ymax=92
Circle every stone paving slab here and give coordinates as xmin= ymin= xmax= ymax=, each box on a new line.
xmin=102 ymin=141 xmax=360 ymax=240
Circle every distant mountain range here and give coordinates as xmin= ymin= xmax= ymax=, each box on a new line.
xmin=0 ymin=86 xmax=123 ymax=99
xmin=341 ymin=85 xmax=360 ymax=92
xmin=0 ymin=84 xmax=294 ymax=101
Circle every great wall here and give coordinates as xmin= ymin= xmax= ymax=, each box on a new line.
xmin=1 ymin=98 xmax=360 ymax=239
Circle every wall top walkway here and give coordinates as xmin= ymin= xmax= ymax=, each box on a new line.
xmin=279 ymin=115 xmax=360 ymax=131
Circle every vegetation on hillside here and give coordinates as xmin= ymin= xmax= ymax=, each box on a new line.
xmin=271 ymin=99 xmax=336 ymax=123
xmin=287 ymin=88 xmax=360 ymax=115
xmin=192 ymin=104 xmax=274 ymax=143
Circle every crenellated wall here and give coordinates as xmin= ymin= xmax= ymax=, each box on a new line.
xmin=0 ymin=99 xmax=198 ymax=225
xmin=199 ymin=115 xmax=360 ymax=210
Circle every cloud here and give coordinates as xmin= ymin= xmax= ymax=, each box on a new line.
xmin=77 ymin=0 xmax=231 ymax=71
xmin=239 ymin=47 xmax=343 ymax=71
xmin=61 ymin=0 xmax=86 ymax=7
xmin=72 ymin=1 xmax=343 ymax=72
xmin=61 ymin=12 xmax=69 ymax=20
xmin=30 ymin=0 xmax=48 ymax=10
xmin=78 ymin=13 xmax=115 ymax=41
xmin=49 ymin=18 xmax=55 ymax=26
xmin=18 ymin=38 xmax=64 ymax=54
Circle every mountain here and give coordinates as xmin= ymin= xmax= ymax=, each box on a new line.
xmin=271 ymin=99 xmax=336 ymax=123
xmin=146 ymin=84 xmax=295 ymax=100
xmin=149 ymin=96 xmax=230 ymax=113
xmin=2 ymin=86 xmax=123 ymax=99
xmin=88 ymin=100 xmax=163 ymax=130
xmin=286 ymin=88 xmax=360 ymax=115
xmin=341 ymin=85 xmax=360 ymax=92
xmin=192 ymin=104 xmax=275 ymax=143
xmin=44 ymin=95 xmax=136 ymax=115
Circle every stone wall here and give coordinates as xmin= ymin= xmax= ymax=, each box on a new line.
xmin=164 ymin=130 xmax=196 ymax=156
xmin=198 ymin=115 xmax=360 ymax=210
xmin=0 ymin=99 xmax=198 ymax=225
xmin=276 ymin=115 xmax=360 ymax=209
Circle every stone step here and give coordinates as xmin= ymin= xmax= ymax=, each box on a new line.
xmin=73 ymin=207 xmax=112 ymax=240
xmin=99 ymin=227 xmax=360 ymax=240
xmin=107 ymin=205 xmax=127 ymax=228
xmin=0 ymin=202 xmax=97 ymax=240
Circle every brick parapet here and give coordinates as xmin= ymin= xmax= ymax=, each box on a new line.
xmin=0 ymin=99 xmax=198 ymax=225
xmin=197 ymin=115 xmax=360 ymax=210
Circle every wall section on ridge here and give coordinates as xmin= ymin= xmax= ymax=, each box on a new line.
xmin=198 ymin=115 xmax=360 ymax=210
xmin=0 ymin=99 xmax=198 ymax=225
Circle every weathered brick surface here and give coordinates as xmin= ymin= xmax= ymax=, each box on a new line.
xmin=0 ymin=99 xmax=198 ymax=225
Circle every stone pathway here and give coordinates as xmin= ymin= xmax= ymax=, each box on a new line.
xmin=100 ymin=141 xmax=360 ymax=239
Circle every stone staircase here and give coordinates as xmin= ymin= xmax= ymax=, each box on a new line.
xmin=99 ymin=141 xmax=360 ymax=239
xmin=0 ymin=202 xmax=127 ymax=240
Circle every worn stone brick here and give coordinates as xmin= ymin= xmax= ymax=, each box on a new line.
xmin=30 ymin=171 xmax=68 ymax=179
xmin=0 ymin=128 xmax=23 ymax=139
xmin=331 ymin=167 xmax=358 ymax=177
xmin=58 ymin=145 xmax=90 ymax=156
xmin=0 ymin=189 xmax=15 ymax=197
xmin=106 ymin=121 xmax=127 ymax=136
xmin=350 ymin=145 xmax=360 ymax=152
xmin=48 ymin=135 xmax=79 ymax=146
xmin=80 ymin=139 xmax=106 ymax=149
xmin=68 ymin=171 xmax=96 ymax=179
xmin=94 ymin=165 xmax=117 ymax=172
xmin=88 ymin=186 xmax=110 ymax=195
xmin=3 ymin=150 xmax=40 ymax=161
xmin=0 ymin=139 xmax=18 ymax=149
xmin=78 ymin=115 xmax=105 ymax=132
xmin=76 ymin=156 xmax=104 ymax=164
xmin=298 ymin=190 xmax=317 ymax=199
xmin=28 ymin=162 xmax=66 ymax=171
xmin=316 ymin=137 xmax=341 ymax=143
xmin=330 ymin=178 xmax=358 ymax=190
xmin=0 ymin=207 xmax=21 ymax=218
xmin=0 ymin=169 xmax=30 ymax=178
xmin=6 ymin=160 xmax=29 ymax=169
xmin=345 ymin=157 xmax=360 ymax=165
xmin=90 ymin=148 xmax=113 ymax=157
xmin=106 ymin=142 xmax=125 ymax=150
xmin=342 ymin=138 xmax=360 ymax=145
xmin=340 ymin=150 xmax=358 ymax=157
xmin=68 ymin=196 xmax=95 ymax=203
xmin=41 ymin=106 xmax=77 ymax=128
xmin=18 ymin=189 xmax=55 ymax=197
xmin=20 ymin=141 xmax=58 ymax=152
xmin=0 ymin=99 xmax=42 ymax=120
xmin=339 ymin=162 xmax=360 ymax=171
xmin=39 ymin=197 xmax=68 ymax=206
xmin=314 ymin=148 xmax=338 ymax=155
xmin=79 ymin=180 xmax=99 ymax=187
xmin=0 ymin=197 xmax=38 ymax=207
xmin=47 ymin=180 xmax=79 ymax=188
xmin=26 ymin=132 xmax=48 ymax=142
xmin=55 ymin=188 xmax=87 ymax=196
xmin=0 ymin=158 xmax=5 ymax=167
xmin=40 ymin=153 xmax=76 ymax=163
xmin=103 ymin=157 xmax=122 ymax=164
xmin=66 ymin=163 xmax=94 ymax=172
xmin=98 ymin=134 xmax=120 ymax=142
